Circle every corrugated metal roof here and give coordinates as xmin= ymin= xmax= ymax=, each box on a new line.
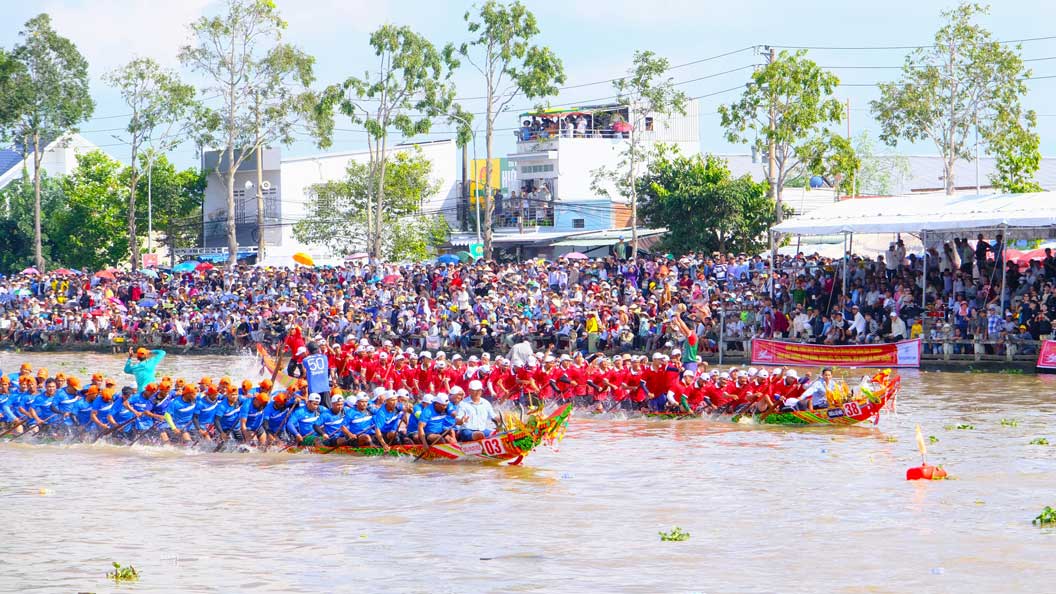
xmin=0 ymin=149 xmax=23 ymax=178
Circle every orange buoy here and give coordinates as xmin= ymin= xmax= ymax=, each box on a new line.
xmin=906 ymin=464 xmax=948 ymax=481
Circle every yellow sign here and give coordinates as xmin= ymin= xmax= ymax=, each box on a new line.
xmin=469 ymin=158 xmax=502 ymax=204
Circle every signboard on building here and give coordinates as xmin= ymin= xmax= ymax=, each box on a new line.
xmin=142 ymin=253 xmax=159 ymax=268
xmin=469 ymin=158 xmax=514 ymax=204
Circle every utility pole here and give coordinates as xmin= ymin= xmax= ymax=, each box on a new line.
xmin=974 ymin=108 xmax=981 ymax=196
xmin=254 ymin=89 xmax=266 ymax=265
xmin=767 ymin=46 xmax=779 ymax=223
xmin=461 ymin=142 xmax=469 ymax=231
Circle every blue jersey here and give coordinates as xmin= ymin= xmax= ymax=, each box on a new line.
xmin=419 ymin=405 xmax=450 ymax=434
xmin=110 ymin=398 xmax=136 ymax=427
xmin=214 ymin=397 xmax=244 ymax=432
xmin=406 ymin=403 xmax=423 ymax=434
xmin=343 ymin=406 xmax=374 ymax=435
xmin=166 ymin=397 xmax=198 ymax=430
xmin=302 ymin=353 xmax=330 ymax=394
xmin=33 ymin=393 xmax=55 ymax=422
xmin=242 ymin=400 xmax=266 ymax=432
xmin=0 ymin=390 xmax=18 ymax=422
xmin=52 ymin=388 xmax=81 ymax=425
xmin=261 ymin=402 xmax=290 ymax=433
xmin=194 ymin=396 xmax=221 ymax=427
xmin=126 ymin=394 xmax=156 ymax=431
xmin=91 ymin=398 xmax=118 ymax=426
xmin=72 ymin=397 xmax=96 ymax=426
xmin=318 ymin=408 xmax=346 ymax=439
xmin=373 ymin=406 xmax=402 ymax=433
xmin=286 ymin=406 xmax=321 ymax=439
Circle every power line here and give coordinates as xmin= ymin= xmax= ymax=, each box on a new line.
xmin=770 ymin=34 xmax=1056 ymax=51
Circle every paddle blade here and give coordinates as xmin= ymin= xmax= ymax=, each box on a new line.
xmin=915 ymin=424 xmax=927 ymax=462
xmin=164 ymin=413 xmax=177 ymax=431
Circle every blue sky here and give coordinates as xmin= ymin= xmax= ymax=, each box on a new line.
xmin=3 ymin=0 xmax=1055 ymax=170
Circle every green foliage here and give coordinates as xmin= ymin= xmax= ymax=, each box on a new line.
xmin=798 ymin=131 xmax=860 ymax=196
xmin=929 ymin=435 xmax=939 ymax=444
xmin=854 ymin=132 xmax=911 ymax=196
xmin=637 ymin=150 xmax=777 ymax=256
xmin=1 ymin=13 xmax=94 ymax=269
xmin=1000 ymin=418 xmax=1019 ymax=427
xmin=450 ymin=0 xmax=565 ymax=259
xmin=659 ymin=526 xmax=691 ymax=542
xmin=1029 ymin=437 xmax=1049 ymax=446
xmin=52 ymin=150 xmax=129 ymax=271
xmin=0 ymin=219 xmax=33 ymax=273
xmin=294 ymin=149 xmax=447 ymax=261
xmin=870 ymin=3 xmax=1038 ymax=195
xmin=591 ymin=50 xmax=688 ymax=258
xmin=944 ymin=423 xmax=975 ymax=430
xmin=1034 ymin=506 xmax=1056 ymax=526
xmin=107 ymin=561 xmax=138 ymax=583
xmin=719 ymin=49 xmax=843 ymax=215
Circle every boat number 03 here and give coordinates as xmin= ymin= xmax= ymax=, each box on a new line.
xmin=842 ymin=402 xmax=861 ymax=417
xmin=482 ymin=438 xmax=506 ymax=456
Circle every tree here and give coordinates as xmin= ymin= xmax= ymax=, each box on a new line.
xmin=853 ymin=132 xmax=912 ymax=196
xmin=988 ymin=106 xmax=1043 ymax=193
xmin=52 ymin=150 xmax=130 ymax=271
xmin=1 ymin=14 xmax=94 ymax=270
xmin=719 ymin=48 xmax=843 ymax=223
xmin=180 ymin=0 xmax=316 ymax=268
xmin=638 ymin=150 xmax=776 ymax=256
xmin=871 ymin=3 xmax=1038 ymax=195
xmin=293 ymin=149 xmax=448 ymax=261
xmin=799 ymin=131 xmax=860 ymax=197
xmin=451 ymin=0 xmax=565 ymax=259
xmin=105 ymin=58 xmax=196 ymax=270
xmin=315 ymin=24 xmax=454 ymax=260
xmin=0 ymin=170 xmax=66 ymax=268
xmin=134 ymin=156 xmax=207 ymax=262
xmin=591 ymin=50 xmax=688 ymax=258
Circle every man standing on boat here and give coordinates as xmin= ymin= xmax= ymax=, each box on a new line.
xmin=124 ymin=347 xmax=166 ymax=392
xmin=301 ymin=342 xmax=332 ymax=408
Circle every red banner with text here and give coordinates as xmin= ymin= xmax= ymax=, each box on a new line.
xmin=751 ymin=338 xmax=921 ymax=368
xmin=1036 ymin=340 xmax=1056 ymax=371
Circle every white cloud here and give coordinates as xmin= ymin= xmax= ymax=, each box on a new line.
xmin=41 ymin=0 xmax=215 ymax=75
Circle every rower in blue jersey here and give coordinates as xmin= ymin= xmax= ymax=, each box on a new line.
xmin=373 ymin=391 xmax=405 ymax=449
xmin=406 ymin=393 xmax=431 ymax=441
xmin=30 ymin=379 xmax=59 ymax=431
xmin=51 ymin=378 xmax=83 ymax=431
xmin=260 ymin=394 xmax=293 ymax=446
xmin=72 ymin=386 xmax=100 ymax=429
xmin=343 ymin=393 xmax=375 ymax=446
xmin=193 ymin=386 xmax=221 ymax=436
xmin=417 ymin=393 xmax=458 ymax=446
xmin=213 ymin=389 xmax=246 ymax=442
xmin=123 ymin=347 xmax=166 ymax=391
xmin=285 ymin=392 xmax=323 ymax=445
xmin=0 ymin=377 xmax=18 ymax=425
xmin=241 ymin=393 xmax=269 ymax=445
xmin=164 ymin=386 xmax=200 ymax=443
xmin=126 ymin=384 xmax=163 ymax=433
xmin=301 ymin=342 xmax=331 ymax=407
xmin=108 ymin=387 xmax=139 ymax=437
xmin=317 ymin=394 xmax=349 ymax=447
xmin=90 ymin=388 xmax=119 ymax=432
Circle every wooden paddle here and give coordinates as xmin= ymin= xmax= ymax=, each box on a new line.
xmin=91 ymin=416 xmax=136 ymax=444
xmin=0 ymin=417 xmax=31 ymax=439
xmin=414 ymin=428 xmax=453 ymax=462
xmin=11 ymin=415 xmax=57 ymax=441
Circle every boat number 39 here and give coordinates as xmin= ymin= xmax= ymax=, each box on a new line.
xmin=842 ymin=402 xmax=861 ymax=417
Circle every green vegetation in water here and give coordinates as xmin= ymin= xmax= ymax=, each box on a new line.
xmin=659 ymin=526 xmax=691 ymax=542
xmin=928 ymin=435 xmax=939 ymax=444
xmin=107 ymin=562 xmax=138 ymax=582
xmin=1000 ymin=419 xmax=1019 ymax=427
xmin=967 ymin=367 xmax=1024 ymax=374
xmin=944 ymin=424 xmax=975 ymax=430
xmin=1029 ymin=437 xmax=1049 ymax=446
xmin=883 ymin=435 xmax=898 ymax=443
xmin=1033 ymin=506 xmax=1056 ymax=527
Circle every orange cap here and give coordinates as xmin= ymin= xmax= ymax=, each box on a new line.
xmin=20 ymin=363 xmax=31 ymax=372
xmin=259 ymin=378 xmax=273 ymax=390
xmin=206 ymin=385 xmax=219 ymax=397
xmin=219 ymin=376 xmax=232 ymax=386
xmin=159 ymin=380 xmax=172 ymax=392
xmin=55 ymin=372 xmax=66 ymax=382
xmin=85 ymin=386 xmax=99 ymax=397
xmin=37 ymin=368 xmax=48 ymax=378
xmin=241 ymin=379 xmax=252 ymax=391
xmin=199 ymin=376 xmax=212 ymax=386
xmin=91 ymin=373 xmax=104 ymax=382
xmin=253 ymin=393 xmax=270 ymax=406
xmin=175 ymin=378 xmax=186 ymax=387
xmin=161 ymin=376 xmax=173 ymax=384
xmin=272 ymin=394 xmax=286 ymax=407
xmin=136 ymin=347 xmax=149 ymax=358
xmin=0 ymin=376 xmax=10 ymax=385
xmin=144 ymin=383 xmax=158 ymax=394
xmin=104 ymin=378 xmax=116 ymax=387
xmin=101 ymin=388 xmax=116 ymax=401
xmin=66 ymin=376 xmax=81 ymax=389
xmin=182 ymin=385 xmax=197 ymax=397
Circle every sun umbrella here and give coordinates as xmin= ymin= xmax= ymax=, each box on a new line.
xmin=277 ymin=305 xmax=296 ymax=314
xmin=138 ymin=298 xmax=158 ymax=308
xmin=382 ymin=274 xmax=402 ymax=285
xmin=563 ymin=251 xmax=588 ymax=260
xmin=293 ymin=252 xmax=315 ymax=267
xmin=195 ymin=262 xmax=215 ymax=272
xmin=109 ymin=297 xmax=127 ymax=312
xmin=456 ymin=251 xmax=473 ymax=263
xmin=94 ymin=270 xmax=116 ymax=281
xmin=173 ymin=261 xmax=197 ymax=273
xmin=437 ymin=254 xmax=460 ymax=264
xmin=52 ymin=268 xmax=74 ymax=276
xmin=140 ymin=269 xmax=158 ymax=278
xmin=20 ymin=267 xmax=39 ymax=275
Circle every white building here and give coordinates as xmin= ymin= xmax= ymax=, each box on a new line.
xmin=198 ymin=139 xmax=458 ymax=266
xmin=0 ymin=133 xmax=99 ymax=190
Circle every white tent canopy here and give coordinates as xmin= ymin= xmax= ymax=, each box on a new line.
xmin=772 ymin=191 xmax=1056 ymax=236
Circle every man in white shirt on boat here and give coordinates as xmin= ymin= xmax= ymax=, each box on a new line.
xmin=456 ymin=380 xmax=501 ymax=441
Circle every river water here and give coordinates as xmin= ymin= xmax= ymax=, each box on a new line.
xmin=0 ymin=351 xmax=1054 ymax=594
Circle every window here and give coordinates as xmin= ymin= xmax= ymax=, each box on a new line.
xmin=233 ymin=189 xmax=246 ymax=224
xmin=645 ymin=116 xmax=655 ymax=131
xmin=520 ymin=163 xmax=555 ymax=174
xmin=263 ymin=186 xmax=279 ymax=220
xmin=573 ymin=218 xmax=585 ymax=229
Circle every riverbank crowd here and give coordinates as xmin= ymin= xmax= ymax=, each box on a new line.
xmin=0 ymin=234 xmax=1053 ymax=359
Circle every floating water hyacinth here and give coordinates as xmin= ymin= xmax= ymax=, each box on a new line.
xmin=1033 ymin=507 xmax=1056 ymax=527
xmin=659 ymin=527 xmax=691 ymax=542
xmin=107 ymin=562 xmax=138 ymax=582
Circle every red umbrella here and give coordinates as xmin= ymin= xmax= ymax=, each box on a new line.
xmin=382 ymin=274 xmax=401 ymax=285
xmin=195 ymin=262 xmax=215 ymax=272
xmin=95 ymin=270 xmax=116 ymax=280
xmin=52 ymin=268 xmax=73 ymax=276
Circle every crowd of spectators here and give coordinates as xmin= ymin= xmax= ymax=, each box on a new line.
xmin=0 ymin=233 xmax=1051 ymax=359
